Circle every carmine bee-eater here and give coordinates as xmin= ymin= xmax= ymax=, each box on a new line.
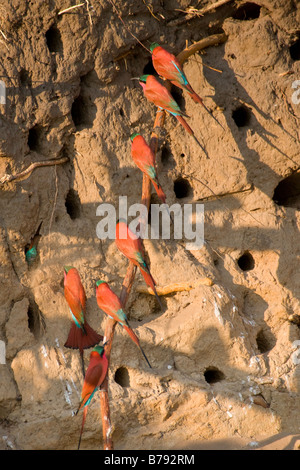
xmin=25 ymin=221 xmax=42 ymax=267
xmin=149 ymin=43 xmax=224 ymax=130
xmin=115 ymin=219 xmax=163 ymax=309
xmin=150 ymin=42 xmax=204 ymax=105
xmin=75 ymin=344 xmax=108 ymax=450
xmin=64 ymin=266 xmax=102 ymax=376
xmin=137 ymin=74 xmax=206 ymax=153
xmin=96 ymin=280 xmax=152 ymax=368
xmin=130 ymin=132 xmax=166 ymax=203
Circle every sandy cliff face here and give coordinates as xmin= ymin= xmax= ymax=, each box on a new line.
xmin=0 ymin=0 xmax=300 ymax=450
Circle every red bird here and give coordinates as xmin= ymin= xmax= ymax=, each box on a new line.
xmin=64 ymin=266 xmax=102 ymax=376
xmin=75 ymin=345 xmax=108 ymax=450
xmin=150 ymin=42 xmax=204 ymax=106
xmin=115 ymin=219 xmax=163 ymax=309
xmin=130 ymin=132 xmax=166 ymax=204
xmin=137 ymin=74 xmax=206 ymax=154
xmin=96 ymin=280 xmax=151 ymax=368
xmin=150 ymin=43 xmax=224 ymax=130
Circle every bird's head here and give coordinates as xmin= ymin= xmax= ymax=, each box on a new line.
xmin=96 ymin=279 xmax=106 ymax=287
xmin=130 ymin=132 xmax=140 ymax=142
xmin=64 ymin=266 xmax=74 ymax=276
xmin=116 ymin=218 xmax=127 ymax=225
xmin=92 ymin=344 xmax=105 ymax=357
xmin=139 ymin=74 xmax=150 ymax=83
xmin=150 ymin=42 xmax=160 ymax=53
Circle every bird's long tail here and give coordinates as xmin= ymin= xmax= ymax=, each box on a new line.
xmin=64 ymin=322 xmax=103 ymax=377
xmin=64 ymin=322 xmax=103 ymax=351
xmin=151 ymin=180 xmax=173 ymax=222
xmin=175 ymin=115 xmax=209 ymax=158
xmin=175 ymin=114 xmax=194 ymax=135
xmin=123 ymin=324 xmax=152 ymax=368
xmin=185 ymin=85 xmax=224 ymax=130
xmin=77 ymin=406 xmax=88 ymax=450
xmin=139 ymin=265 xmax=163 ymax=310
xmin=152 ymin=180 xmax=166 ymax=204
xmin=185 ymin=84 xmax=204 ymax=106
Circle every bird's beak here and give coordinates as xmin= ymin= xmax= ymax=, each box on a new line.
xmin=130 ymin=77 xmax=140 ymax=80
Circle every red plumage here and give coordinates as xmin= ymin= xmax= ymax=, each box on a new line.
xmin=141 ymin=75 xmax=186 ymax=116
xmin=151 ymin=45 xmax=204 ymax=105
xmin=96 ymin=281 xmax=152 ymax=368
xmin=76 ymin=346 xmax=108 ymax=449
xmin=115 ymin=221 xmax=162 ymax=309
xmin=77 ymin=348 xmax=108 ymax=411
xmin=131 ymin=134 xmax=166 ymax=204
xmin=64 ymin=322 xmax=102 ymax=353
xmin=63 ymin=267 xmax=102 ymax=375
xmin=123 ymin=324 xmax=140 ymax=347
xmin=140 ymin=75 xmax=206 ymax=151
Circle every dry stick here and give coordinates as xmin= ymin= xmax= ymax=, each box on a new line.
xmin=0 ymin=156 xmax=69 ymax=185
xmin=58 ymin=3 xmax=85 ymax=15
xmin=178 ymin=0 xmax=234 ymax=17
xmin=176 ymin=33 xmax=227 ymax=65
xmin=136 ymin=277 xmax=214 ymax=296
xmin=169 ymin=0 xmax=234 ymax=27
xmin=99 ymin=33 xmax=227 ymax=451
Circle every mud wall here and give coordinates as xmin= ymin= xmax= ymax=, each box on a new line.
xmin=0 ymin=0 xmax=300 ymax=450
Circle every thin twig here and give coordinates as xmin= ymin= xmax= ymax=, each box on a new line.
xmin=0 ymin=28 xmax=8 ymax=41
xmin=177 ymin=0 xmax=234 ymax=16
xmin=58 ymin=1 xmax=93 ymax=25
xmin=107 ymin=0 xmax=151 ymax=53
xmin=85 ymin=0 xmax=93 ymax=26
xmin=142 ymin=0 xmax=161 ymax=21
xmin=0 ymin=156 xmax=69 ymax=185
xmin=170 ymin=0 xmax=234 ymax=26
xmin=58 ymin=3 xmax=85 ymax=15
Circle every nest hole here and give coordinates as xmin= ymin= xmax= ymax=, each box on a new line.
xmin=27 ymin=300 xmax=45 ymax=339
xmin=272 ymin=172 xmax=300 ymax=208
xmin=71 ymin=95 xmax=86 ymax=128
xmin=174 ymin=177 xmax=192 ymax=199
xmin=233 ymin=2 xmax=261 ymax=21
xmin=204 ymin=367 xmax=225 ymax=384
xmin=237 ymin=251 xmax=255 ymax=271
xmin=71 ymin=73 xmax=96 ymax=128
xmin=27 ymin=125 xmax=43 ymax=151
xmin=143 ymin=58 xmax=157 ymax=76
xmin=232 ymin=105 xmax=251 ymax=127
xmin=290 ymin=36 xmax=300 ymax=61
xmin=170 ymin=86 xmax=185 ymax=109
xmin=65 ymin=188 xmax=81 ymax=220
xmin=161 ymin=145 xmax=172 ymax=166
xmin=256 ymin=329 xmax=274 ymax=353
xmin=46 ymin=25 xmax=63 ymax=54
xmin=114 ymin=367 xmax=130 ymax=388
